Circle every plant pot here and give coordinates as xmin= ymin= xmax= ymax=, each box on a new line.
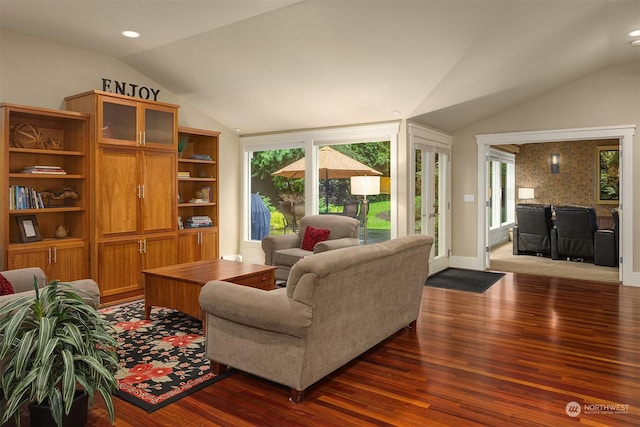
xmin=28 ymin=390 xmax=88 ymax=427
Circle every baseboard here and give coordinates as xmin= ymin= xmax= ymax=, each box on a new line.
xmin=449 ymin=256 xmax=484 ymax=271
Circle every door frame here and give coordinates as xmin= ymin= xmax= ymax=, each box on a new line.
xmin=476 ymin=125 xmax=637 ymax=287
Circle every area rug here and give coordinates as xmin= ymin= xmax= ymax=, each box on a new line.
xmin=425 ymin=268 xmax=505 ymax=293
xmin=99 ymin=300 xmax=229 ymax=412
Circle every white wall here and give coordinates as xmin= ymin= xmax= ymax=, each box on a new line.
xmin=0 ymin=30 xmax=242 ymax=258
xmin=450 ymin=62 xmax=640 ymax=279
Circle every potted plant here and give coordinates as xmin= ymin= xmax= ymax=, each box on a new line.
xmin=178 ymin=134 xmax=190 ymax=158
xmin=0 ymin=278 xmax=118 ymax=427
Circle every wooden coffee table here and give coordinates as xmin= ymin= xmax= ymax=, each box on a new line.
xmin=143 ymin=259 xmax=276 ymax=329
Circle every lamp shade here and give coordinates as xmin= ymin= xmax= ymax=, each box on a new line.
xmin=351 ymin=175 xmax=380 ymax=196
xmin=518 ymin=187 xmax=535 ymax=200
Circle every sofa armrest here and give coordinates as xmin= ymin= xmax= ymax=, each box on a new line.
xmin=200 ymin=281 xmax=312 ymax=338
xmin=61 ymin=279 xmax=101 ymax=308
xmin=0 ymin=267 xmax=47 ymax=293
xmin=512 ymin=225 xmax=519 ymax=255
xmin=262 ymin=233 xmax=301 ymax=265
xmin=314 ymin=237 xmax=360 ymax=253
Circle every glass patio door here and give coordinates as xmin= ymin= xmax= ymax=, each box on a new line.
xmin=414 ymin=143 xmax=450 ymax=273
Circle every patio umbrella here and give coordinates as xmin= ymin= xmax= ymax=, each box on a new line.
xmin=272 ymin=146 xmax=382 ymax=211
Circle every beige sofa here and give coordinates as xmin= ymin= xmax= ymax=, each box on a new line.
xmin=262 ymin=214 xmax=361 ymax=281
xmin=0 ymin=267 xmax=100 ymax=310
xmin=200 ymin=234 xmax=433 ymax=402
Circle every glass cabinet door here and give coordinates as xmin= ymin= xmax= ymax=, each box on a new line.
xmin=102 ymin=100 xmax=137 ymax=144
xmin=144 ymin=107 xmax=175 ymax=147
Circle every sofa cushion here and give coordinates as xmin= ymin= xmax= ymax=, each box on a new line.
xmin=301 ymin=225 xmax=331 ymax=251
xmin=0 ymin=274 xmax=14 ymax=296
xmin=273 ymin=247 xmax=312 ymax=267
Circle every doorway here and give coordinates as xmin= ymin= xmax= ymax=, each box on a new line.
xmin=409 ymin=124 xmax=451 ymax=274
xmin=476 ymin=125 xmax=637 ymax=286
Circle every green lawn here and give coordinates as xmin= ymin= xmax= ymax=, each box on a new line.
xmin=366 ymin=201 xmax=390 ymax=229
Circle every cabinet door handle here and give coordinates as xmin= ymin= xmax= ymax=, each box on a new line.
xmin=48 ymin=247 xmax=52 ymax=264
xmin=53 ymin=247 xmax=57 ymax=264
xmin=197 ymin=231 xmax=201 ymax=245
xmin=138 ymin=240 xmax=143 ymax=253
xmin=143 ymin=239 xmax=147 ymax=254
xmin=141 ymin=184 xmax=145 ymax=199
xmin=142 ymin=131 xmax=146 ymax=146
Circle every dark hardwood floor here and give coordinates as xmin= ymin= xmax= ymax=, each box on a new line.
xmin=79 ymin=272 xmax=639 ymax=426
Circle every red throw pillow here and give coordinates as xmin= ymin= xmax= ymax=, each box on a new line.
xmin=301 ymin=226 xmax=331 ymax=251
xmin=0 ymin=273 xmax=15 ymax=296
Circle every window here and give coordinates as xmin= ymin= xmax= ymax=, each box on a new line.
xmin=248 ymin=146 xmax=305 ymax=239
xmin=317 ymin=142 xmax=391 ymax=244
xmin=242 ymin=122 xmax=398 ymax=244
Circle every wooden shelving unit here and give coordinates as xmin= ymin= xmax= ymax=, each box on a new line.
xmin=1 ymin=103 xmax=89 ymax=280
xmin=177 ymin=127 xmax=220 ymax=263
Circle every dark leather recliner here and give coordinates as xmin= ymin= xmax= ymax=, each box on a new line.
xmin=551 ymin=205 xmax=598 ymax=261
xmin=513 ymin=204 xmax=553 ymax=256
xmin=594 ymin=208 xmax=620 ymax=267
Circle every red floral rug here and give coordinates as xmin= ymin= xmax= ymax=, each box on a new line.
xmin=99 ymin=300 xmax=229 ymax=412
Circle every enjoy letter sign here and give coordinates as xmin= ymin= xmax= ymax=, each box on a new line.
xmin=102 ymin=78 xmax=160 ymax=101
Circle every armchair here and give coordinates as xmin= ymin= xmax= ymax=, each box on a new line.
xmin=594 ymin=208 xmax=620 ymax=267
xmin=262 ymin=214 xmax=360 ymax=281
xmin=551 ymin=205 xmax=598 ymax=261
xmin=513 ymin=204 xmax=553 ymax=256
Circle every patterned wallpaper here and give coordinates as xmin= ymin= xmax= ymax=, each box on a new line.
xmin=515 ymin=139 xmax=619 ymax=218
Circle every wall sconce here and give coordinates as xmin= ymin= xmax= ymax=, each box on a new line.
xmin=550 ymin=153 xmax=560 ymax=174
xmin=518 ymin=187 xmax=535 ymax=203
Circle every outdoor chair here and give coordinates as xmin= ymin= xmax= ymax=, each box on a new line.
xmin=279 ymin=200 xmax=305 ymax=232
xmin=326 ymin=199 xmax=360 ymax=218
xmin=342 ymin=200 xmax=360 ymax=218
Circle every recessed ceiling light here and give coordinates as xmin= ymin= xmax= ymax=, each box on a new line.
xmin=392 ymin=110 xmax=401 ymax=116
xmin=632 ymin=40 xmax=640 ymax=47
xmin=122 ymin=31 xmax=140 ymax=39
xmin=234 ymin=128 xmax=241 ymax=133
xmin=629 ymin=30 xmax=640 ymax=37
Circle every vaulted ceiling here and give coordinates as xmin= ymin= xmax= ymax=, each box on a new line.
xmin=1 ymin=0 xmax=639 ymax=135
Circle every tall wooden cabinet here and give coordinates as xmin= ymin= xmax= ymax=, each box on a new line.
xmin=176 ymin=127 xmax=219 ymax=263
xmin=65 ymin=91 xmax=178 ymax=303
xmin=1 ymin=104 xmax=89 ymax=280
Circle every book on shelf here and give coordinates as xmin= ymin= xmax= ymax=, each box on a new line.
xmin=9 ymin=185 xmax=46 ymax=210
xmin=200 ymin=186 xmax=213 ymax=202
xmin=23 ymin=165 xmax=61 ymax=170
xmin=22 ymin=165 xmax=67 ymax=174
xmin=185 ymin=215 xmax=213 ymax=228
xmin=178 ymin=171 xmax=191 ymax=178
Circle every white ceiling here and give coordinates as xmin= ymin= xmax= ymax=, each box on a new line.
xmin=1 ymin=0 xmax=639 ymax=135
